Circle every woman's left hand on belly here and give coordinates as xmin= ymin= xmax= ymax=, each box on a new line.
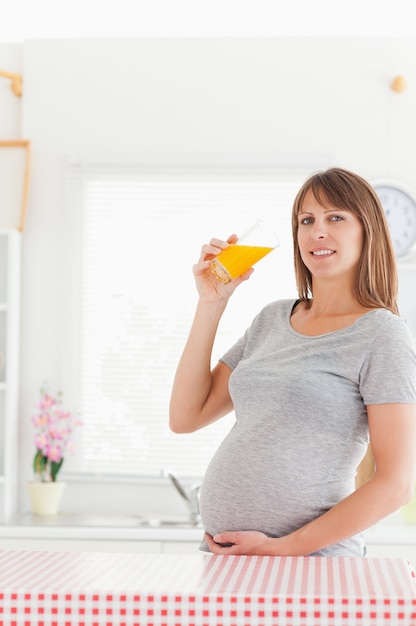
xmin=204 ymin=530 xmax=275 ymax=555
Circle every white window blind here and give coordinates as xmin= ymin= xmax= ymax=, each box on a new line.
xmin=62 ymin=165 xmax=308 ymax=479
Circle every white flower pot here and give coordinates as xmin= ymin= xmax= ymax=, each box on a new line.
xmin=27 ymin=481 xmax=66 ymax=516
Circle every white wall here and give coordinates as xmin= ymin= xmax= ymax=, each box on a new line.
xmin=3 ymin=37 xmax=416 ymax=515
xmin=3 ymin=0 xmax=416 ymax=40
xmin=0 ymin=45 xmax=22 ymax=137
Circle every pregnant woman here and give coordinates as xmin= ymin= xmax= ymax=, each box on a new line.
xmin=169 ymin=167 xmax=416 ymax=557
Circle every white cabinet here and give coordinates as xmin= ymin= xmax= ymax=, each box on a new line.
xmin=397 ymin=255 xmax=416 ymax=337
xmin=0 ymin=229 xmax=20 ymax=523
xmin=366 ymin=543 xmax=416 ymax=567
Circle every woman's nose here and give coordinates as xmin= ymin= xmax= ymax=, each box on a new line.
xmin=311 ymin=221 xmax=327 ymax=239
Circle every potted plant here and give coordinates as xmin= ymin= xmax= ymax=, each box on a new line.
xmin=27 ymin=386 xmax=81 ymax=515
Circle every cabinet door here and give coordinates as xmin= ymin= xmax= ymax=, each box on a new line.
xmin=0 ymin=230 xmax=20 ymax=522
xmin=0 ymin=233 xmax=7 ymax=484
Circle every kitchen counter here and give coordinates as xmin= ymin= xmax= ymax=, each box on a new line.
xmin=1 ymin=511 xmax=416 ymax=564
xmin=1 ymin=550 xmax=416 ymax=625
xmin=0 ymin=512 xmax=204 ymax=542
xmin=0 ymin=511 xmax=415 ymax=544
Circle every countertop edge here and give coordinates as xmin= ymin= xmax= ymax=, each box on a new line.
xmin=1 ymin=514 xmax=415 ymax=544
xmin=0 ymin=524 xmax=204 ymax=542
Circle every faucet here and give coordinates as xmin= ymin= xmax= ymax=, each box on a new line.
xmin=162 ymin=468 xmax=201 ymax=525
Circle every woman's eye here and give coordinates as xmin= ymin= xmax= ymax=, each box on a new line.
xmin=299 ymin=214 xmax=345 ymax=225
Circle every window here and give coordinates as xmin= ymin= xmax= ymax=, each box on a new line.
xmin=62 ymin=165 xmax=307 ymax=479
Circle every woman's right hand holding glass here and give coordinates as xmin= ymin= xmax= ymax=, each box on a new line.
xmin=193 ymin=234 xmax=253 ymax=302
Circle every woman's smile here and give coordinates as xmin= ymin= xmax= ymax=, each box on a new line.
xmin=310 ymin=248 xmax=336 ymax=257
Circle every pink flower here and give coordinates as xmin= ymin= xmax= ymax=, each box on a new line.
xmin=32 ymin=386 xmax=81 ymax=481
xmin=48 ymin=427 xmax=64 ymax=440
xmin=39 ymin=394 xmax=56 ymax=410
xmin=34 ymin=433 xmax=49 ymax=451
xmin=32 ymin=414 xmax=49 ymax=427
xmin=46 ymin=444 xmax=63 ymax=463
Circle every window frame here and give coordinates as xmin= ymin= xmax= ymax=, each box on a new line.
xmin=60 ymin=164 xmax=309 ymax=482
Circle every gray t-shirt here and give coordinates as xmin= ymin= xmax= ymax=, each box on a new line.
xmin=199 ymin=299 xmax=416 ymax=556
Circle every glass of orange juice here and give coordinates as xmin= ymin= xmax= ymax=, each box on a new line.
xmin=210 ymin=219 xmax=279 ymax=284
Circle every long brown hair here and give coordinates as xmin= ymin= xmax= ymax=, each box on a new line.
xmin=291 ymin=167 xmax=399 ymax=314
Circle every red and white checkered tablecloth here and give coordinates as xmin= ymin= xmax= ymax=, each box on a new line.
xmin=0 ymin=550 xmax=415 ymax=626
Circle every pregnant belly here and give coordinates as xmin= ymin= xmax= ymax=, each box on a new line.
xmin=200 ymin=444 xmax=314 ymax=539
xmin=199 ymin=428 xmax=354 ymax=539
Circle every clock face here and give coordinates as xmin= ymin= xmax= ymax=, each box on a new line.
xmin=373 ymin=184 xmax=416 ymax=257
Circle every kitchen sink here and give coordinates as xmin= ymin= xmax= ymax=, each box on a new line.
xmin=142 ymin=517 xmax=202 ymax=528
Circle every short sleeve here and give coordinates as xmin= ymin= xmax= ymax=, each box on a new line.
xmin=360 ymin=316 xmax=416 ymax=405
xmin=219 ymin=327 xmax=250 ymax=370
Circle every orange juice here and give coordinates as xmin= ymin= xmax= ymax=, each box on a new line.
xmin=210 ymin=244 xmax=273 ymax=283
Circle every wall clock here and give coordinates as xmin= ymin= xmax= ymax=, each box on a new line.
xmin=372 ymin=180 xmax=416 ymax=258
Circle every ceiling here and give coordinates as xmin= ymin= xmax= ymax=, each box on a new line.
xmin=1 ymin=0 xmax=416 ymax=42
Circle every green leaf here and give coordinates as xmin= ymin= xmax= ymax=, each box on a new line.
xmin=33 ymin=450 xmax=47 ymax=476
xmin=50 ymin=458 xmax=64 ymax=482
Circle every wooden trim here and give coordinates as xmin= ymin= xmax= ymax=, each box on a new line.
xmin=0 ymin=140 xmax=31 ymax=231
xmin=0 ymin=70 xmax=22 ymax=97
xmin=0 ymin=140 xmax=29 ymax=148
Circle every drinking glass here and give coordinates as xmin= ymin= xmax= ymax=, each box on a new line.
xmin=210 ymin=219 xmax=279 ymax=284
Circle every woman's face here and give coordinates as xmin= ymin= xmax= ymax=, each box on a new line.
xmin=296 ymin=189 xmax=364 ymax=282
